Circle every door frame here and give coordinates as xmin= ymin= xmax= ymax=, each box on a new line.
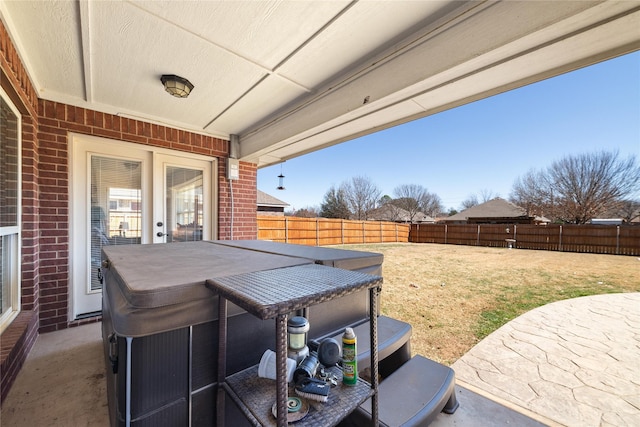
xmin=69 ymin=133 xmax=218 ymax=320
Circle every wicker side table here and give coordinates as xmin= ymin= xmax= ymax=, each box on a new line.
xmin=206 ymin=264 xmax=383 ymax=427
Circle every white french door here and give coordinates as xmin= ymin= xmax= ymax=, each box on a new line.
xmin=71 ymin=135 xmax=216 ymax=318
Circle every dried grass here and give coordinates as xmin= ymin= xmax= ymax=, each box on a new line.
xmin=331 ymin=243 xmax=640 ymax=366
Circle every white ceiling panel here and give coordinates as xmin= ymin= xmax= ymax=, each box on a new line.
xmin=89 ymin=1 xmax=268 ymax=128
xmin=1 ymin=1 xmax=637 ymax=167
xmin=205 ymin=74 xmax=308 ymax=136
xmin=276 ymin=1 xmax=461 ymax=88
xmin=133 ymin=0 xmax=351 ymax=72
xmin=2 ymin=0 xmax=84 ymax=97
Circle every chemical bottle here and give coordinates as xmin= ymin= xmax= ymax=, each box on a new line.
xmin=342 ymin=327 xmax=357 ymax=386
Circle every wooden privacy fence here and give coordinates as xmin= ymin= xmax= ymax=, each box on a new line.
xmin=410 ymin=224 xmax=640 ymax=256
xmin=257 ymin=216 xmax=410 ymax=246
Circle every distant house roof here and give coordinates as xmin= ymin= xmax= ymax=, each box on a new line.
xmin=257 ymin=190 xmax=289 ymax=208
xmin=442 ymin=197 xmax=540 ymax=224
xmin=535 ymin=215 xmax=552 ymax=224
xmin=367 ymin=204 xmax=435 ymax=223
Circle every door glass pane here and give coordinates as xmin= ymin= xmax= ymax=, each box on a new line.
xmin=166 ymin=166 xmax=203 ymax=243
xmin=91 ymin=156 xmax=142 ymax=291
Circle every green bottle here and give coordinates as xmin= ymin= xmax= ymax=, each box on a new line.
xmin=342 ymin=327 xmax=357 ymax=386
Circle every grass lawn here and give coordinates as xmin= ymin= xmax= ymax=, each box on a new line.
xmin=331 ymin=242 xmax=640 ymax=366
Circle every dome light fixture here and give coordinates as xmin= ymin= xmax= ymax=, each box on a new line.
xmin=161 ymin=74 xmax=194 ymax=98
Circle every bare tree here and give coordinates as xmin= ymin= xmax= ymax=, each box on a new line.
xmin=611 ymin=199 xmax=640 ymax=223
xmin=479 ymin=189 xmax=499 ymax=203
xmin=420 ymin=191 xmax=444 ymax=218
xmin=548 ymin=151 xmax=640 ymax=224
xmin=509 ymin=168 xmax=551 ymax=217
xmin=392 ymin=184 xmax=425 ymax=223
xmin=460 ymin=190 xmax=499 ymax=211
xmin=510 ymin=151 xmax=640 ymax=224
xmin=460 ymin=194 xmax=479 ymax=210
xmin=342 ymin=176 xmax=381 ymax=220
xmin=390 ymin=184 xmax=443 ymax=222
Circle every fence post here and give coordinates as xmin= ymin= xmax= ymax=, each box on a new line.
xmin=316 ymin=218 xmax=319 ymax=247
xmin=285 ymin=217 xmax=288 ymax=243
xmin=445 ymin=224 xmax=447 ymax=245
xmin=395 ymin=223 xmax=398 ymax=242
xmin=514 ymin=224 xmax=517 ymax=243
xmin=341 ymin=219 xmax=344 ymax=245
xmin=477 ymin=225 xmax=480 ymax=246
xmin=616 ymin=225 xmax=620 ymax=255
xmin=559 ymin=225 xmax=562 ymax=252
xmin=362 ymin=221 xmax=365 ymax=244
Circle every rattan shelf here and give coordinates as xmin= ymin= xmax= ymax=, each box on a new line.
xmin=207 ymin=264 xmax=382 ymax=427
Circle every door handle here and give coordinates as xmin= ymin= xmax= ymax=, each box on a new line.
xmin=157 ymin=232 xmax=166 ymax=237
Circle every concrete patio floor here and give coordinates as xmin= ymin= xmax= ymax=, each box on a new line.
xmin=2 ymin=293 xmax=638 ymax=426
xmin=450 ymin=293 xmax=640 ymax=427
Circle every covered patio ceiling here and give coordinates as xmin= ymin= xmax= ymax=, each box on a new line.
xmin=1 ymin=1 xmax=639 ymax=168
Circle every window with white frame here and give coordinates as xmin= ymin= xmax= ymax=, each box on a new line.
xmin=0 ymin=88 xmax=21 ymax=333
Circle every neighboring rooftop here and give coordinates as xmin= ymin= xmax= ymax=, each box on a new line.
xmin=257 ymin=190 xmax=289 ymax=208
xmin=442 ymin=198 xmax=540 ymax=224
xmin=257 ymin=190 xmax=289 ymax=216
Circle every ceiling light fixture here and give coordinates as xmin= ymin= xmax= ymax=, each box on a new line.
xmin=161 ymin=74 xmax=194 ymax=98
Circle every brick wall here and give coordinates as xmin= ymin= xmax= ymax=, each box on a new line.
xmin=19 ymin=116 xmax=40 ymax=315
xmin=219 ymin=161 xmax=258 ymax=240
xmin=1 ymin=20 xmax=40 ymax=404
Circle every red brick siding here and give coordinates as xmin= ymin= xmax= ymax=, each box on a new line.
xmin=20 ymin=116 xmax=40 ymax=314
xmin=218 ymin=161 xmax=258 ymax=240
xmin=0 ymin=23 xmax=38 ymax=117
xmin=1 ymin=19 xmax=40 ymax=405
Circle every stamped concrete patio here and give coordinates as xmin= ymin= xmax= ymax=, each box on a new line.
xmin=447 ymin=292 xmax=640 ymax=427
xmin=2 ymin=293 xmax=639 ymax=426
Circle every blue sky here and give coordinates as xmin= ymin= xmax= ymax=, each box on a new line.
xmin=258 ymin=51 xmax=640 ymax=212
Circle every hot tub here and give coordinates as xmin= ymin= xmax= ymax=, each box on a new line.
xmin=100 ymin=240 xmax=383 ymax=426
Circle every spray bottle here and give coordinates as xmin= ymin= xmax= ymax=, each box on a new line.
xmin=341 ymin=327 xmax=357 ymax=386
